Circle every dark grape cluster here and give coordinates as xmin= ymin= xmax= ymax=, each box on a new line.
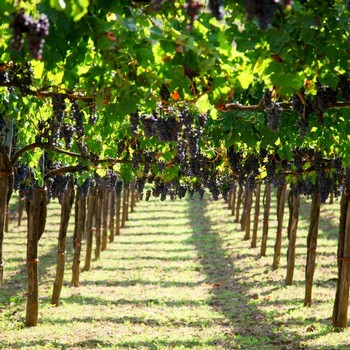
xmin=10 ymin=11 xmax=50 ymax=60
xmin=13 ymin=163 xmax=34 ymax=200
xmin=7 ymin=63 xmax=33 ymax=93
xmin=263 ymin=89 xmax=281 ymax=131
xmin=105 ymin=170 xmax=118 ymax=191
xmin=337 ymin=74 xmax=350 ymax=101
xmin=141 ymin=114 xmax=157 ymax=138
xmin=208 ymin=0 xmax=224 ymax=20
xmin=60 ymin=123 xmax=76 ymax=149
xmin=291 ymin=92 xmax=313 ymax=138
xmin=71 ymin=100 xmax=85 ymax=138
xmin=116 ymin=180 xmax=123 ymax=195
xmin=130 ymin=111 xmax=140 ymax=136
xmin=185 ymin=1 xmax=203 ymax=30
xmin=47 ymin=93 xmax=67 ymax=146
xmin=48 ymin=174 xmax=72 ymax=203
xmin=314 ymin=85 xmax=337 ymax=125
xmin=88 ymin=101 xmax=98 ymax=125
xmin=77 ymin=179 xmax=93 ymax=198
xmin=246 ymin=0 xmax=279 ymax=30
xmin=155 ymin=115 xmax=179 ymax=142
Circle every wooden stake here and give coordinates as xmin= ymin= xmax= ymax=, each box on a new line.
xmin=272 ymin=183 xmax=287 ymax=270
xmin=285 ymin=191 xmax=300 ymax=286
xmin=83 ymin=186 xmax=96 ymax=271
xmin=333 ymin=189 xmax=350 ymax=327
xmin=25 ymin=186 xmax=47 ymax=327
xmin=260 ymin=183 xmax=271 ymax=257
xmin=251 ymin=183 xmax=261 ymax=248
xmin=72 ymin=190 xmax=86 ymax=287
xmin=304 ymin=192 xmax=321 ymax=306
xmin=51 ymin=180 xmax=74 ymax=306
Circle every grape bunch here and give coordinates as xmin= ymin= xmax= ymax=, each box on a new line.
xmin=47 ymin=93 xmax=66 ymax=146
xmin=155 ymin=115 xmax=179 ymax=142
xmin=291 ymin=92 xmax=313 ymax=138
xmin=208 ymin=0 xmax=224 ymax=21
xmin=141 ymin=113 xmax=157 ymax=138
xmin=7 ymin=63 xmax=33 ymax=93
xmin=77 ymin=179 xmax=93 ymax=198
xmin=263 ymin=90 xmax=282 ymax=132
xmin=105 ymin=170 xmax=118 ymax=191
xmin=10 ymin=11 xmax=50 ymax=60
xmin=185 ymin=1 xmax=203 ymax=30
xmin=60 ymin=123 xmax=76 ymax=149
xmin=71 ymin=100 xmax=85 ymax=138
xmin=48 ymin=173 xmax=72 ymax=203
xmin=314 ymin=85 xmax=337 ymax=125
xmin=88 ymin=101 xmax=98 ymax=125
xmin=130 ymin=111 xmax=140 ymax=136
xmin=337 ymin=74 xmax=350 ymax=101
xmin=246 ymin=0 xmax=279 ymax=30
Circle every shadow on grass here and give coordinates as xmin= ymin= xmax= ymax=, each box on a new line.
xmin=1 ymin=337 xmax=230 ymax=350
xmin=187 ymin=197 xmax=305 ymax=350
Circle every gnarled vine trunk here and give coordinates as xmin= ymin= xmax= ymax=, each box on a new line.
xmin=95 ymin=185 xmax=103 ymax=259
xmin=231 ymin=186 xmax=236 ymax=216
xmin=272 ymin=183 xmax=287 ymax=270
xmin=235 ymin=186 xmax=243 ymax=224
xmin=333 ymin=189 xmax=350 ymax=328
xmin=101 ymin=186 xmax=109 ymax=251
xmin=72 ymin=190 xmax=86 ymax=287
xmin=109 ymin=190 xmax=115 ymax=243
xmin=51 ymin=180 xmax=75 ymax=306
xmin=0 ymin=143 xmax=13 ymax=288
xmin=115 ymin=190 xmax=121 ymax=235
xmin=285 ymin=191 xmax=300 ymax=286
xmin=251 ymin=183 xmax=261 ymax=248
xmin=243 ymin=190 xmax=253 ymax=240
xmin=26 ymin=186 xmax=47 ymax=327
xmin=260 ymin=183 xmax=271 ymax=257
xmin=304 ymin=192 xmax=321 ymax=307
xmin=83 ymin=186 xmax=96 ymax=271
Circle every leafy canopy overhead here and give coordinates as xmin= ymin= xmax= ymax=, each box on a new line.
xmin=1 ymin=0 xmax=350 ymax=196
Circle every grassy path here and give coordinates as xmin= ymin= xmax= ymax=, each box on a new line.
xmin=0 ymin=194 xmax=350 ymax=349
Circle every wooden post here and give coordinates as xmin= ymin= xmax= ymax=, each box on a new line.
xmin=240 ymin=189 xmax=249 ymax=232
xmin=72 ymin=189 xmax=86 ymax=287
xmin=228 ymin=189 xmax=233 ymax=210
xmin=333 ymin=189 xmax=350 ymax=328
xmin=251 ymin=183 xmax=261 ymax=248
xmin=0 ymin=146 xmax=12 ymax=288
xmin=4 ymin=205 xmax=9 ymax=233
xmin=272 ymin=183 xmax=287 ymax=270
xmin=243 ymin=190 xmax=253 ymax=240
xmin=108 ymin=190 xmax=115 ymax=243
xmin=304 ymin=192 xmax=321 ymax=306
xmin=115 ymin=190 xmax=121 ymax=235
xmin=26 ymin=186 xmax=47 ymax=327
xmin=285 ymin=191 xmax=300 ymax=285
xmin=260 ymin=183 xmax=271 ymax=257
xmin=235 ymin=186 xmax=243 ymax=223
xmin=101 ymin=186 xmax=109 ymax=251
xmin=231 ymin=186 xmax=236 ymax=216
xmin=83 ymin=186 xmax=96 ymax=271
xmin=95 ymin=186 xmax=103 ymax=259
xmin=121 ymin=185 xmax=128 ymax=228
xmin=18 ymin=194 xmax=23 ymax=226
xmin=51 ymin=180 xmax=75 ymax=306
xmin=130 ymin=182 xmax=136 ymax=213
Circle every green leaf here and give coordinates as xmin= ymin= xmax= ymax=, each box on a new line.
xmin=50 ymin=0 xmax=66 ymax=10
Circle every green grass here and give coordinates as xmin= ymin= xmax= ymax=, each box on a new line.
xmin=0 ymin=191 xmax=349 ymax=349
